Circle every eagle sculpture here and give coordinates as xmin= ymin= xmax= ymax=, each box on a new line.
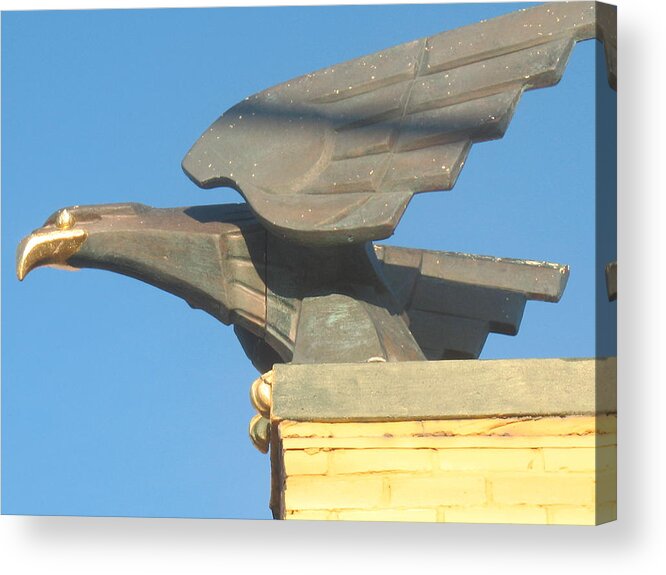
xmin=17 ymin=2 xmax=616 ymax=372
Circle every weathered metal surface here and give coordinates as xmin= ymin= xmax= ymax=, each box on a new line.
xmin=375 ymin=244 xmax=568 ymax=359
xmin=375 ymin=245 xmax=569 ymax=302
xmin=17 ymin=2 xmax=613 ymax=369
xmin=17 ymin=203 xmax=568 ymax=369
xmin=271 ymin=357 xmax=617 ymax=422
xmin=596 ymin=2 xmax=617 ymax=90
xmin=183 ymin=2 xmax=617 ymax=245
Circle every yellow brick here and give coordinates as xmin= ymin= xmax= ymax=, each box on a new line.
xmin=280 ymin=433 xmax=605 ymax=451
xmin=542 ymin=447 xmax=596 ymax=472
xmin=285 ymin=509 xmax=335 ymax=521
xmin=328 ymin=448 xmax=432 ymax=474
xmin=596 ymin=445 xmax=617 ymax=472
xmin=284 ymin=476 xmax=384 ymax=511
xmin=279 ymin=420 xmax=423 ymax=439
xmin=421 ymin=418 xmax=522 ymax=436
xmin=595 ymin=503 xmax=617 ymax=525
xmin=283 ymin=449 xmax=328 ymax=475
xmin=388 ymin=475 xmax=486 ymax=507
xmin=280 ymin=417 xmax=616 ymax=441
xmin=476 ymin=416 xmax=596 ymax=437
xmin=437 ymin=448 xmax=541 ymax=471
xmin=491 ymin=473 xmax=595 ymax=505
xmin=546 ymin=506 xmax=596 ymax=525
xmin=336 ymin=508 xmax=437 ymax=523
xmin=442 ymin=505 xmax=548 ymax=525
xmin=596 ymin=416 xmax=617 ymax=435
xmin=421 ymin=416 xmax=615 ymax=437
xmin=597 ymin=445 xmax=617 ymax=473
xmin=542 ymin=445 xmax=617 ymax=473
xmin=596 ymin=471 xmax=617 ymax=504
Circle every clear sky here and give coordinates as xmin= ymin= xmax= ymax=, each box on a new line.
xmin=2 ymin=3 xmax=616 ymax=520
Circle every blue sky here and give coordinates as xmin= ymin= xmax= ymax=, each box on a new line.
xmin=2 ymin=3 xmax=616 ymax=520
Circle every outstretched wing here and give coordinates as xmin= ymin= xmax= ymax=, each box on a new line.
xmin=183 ymin=2 xmax=616 ymax=245
xmin=374 ymin=244 xmax=569 ymax=360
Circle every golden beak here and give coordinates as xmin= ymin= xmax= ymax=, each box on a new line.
xmin=16 ymin=227 xmax=88 ymax=281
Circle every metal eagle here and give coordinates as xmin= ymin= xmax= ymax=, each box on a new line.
xmin=17 ymin=2 xmax=616 ymax=370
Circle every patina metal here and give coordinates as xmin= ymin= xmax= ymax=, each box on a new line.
xmin=183 ymin=1 xmax=617 ymax=245
xmin=17 ymin=2 xmax=616 ymax=368
xmin=17 ymin=202 xmax=568 ymax=369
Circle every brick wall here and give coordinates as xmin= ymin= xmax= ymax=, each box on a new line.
xmin=256 ymin=358 xmax=617 ymax=524
xmin=273 ymin=415 xmax=616 ymax=524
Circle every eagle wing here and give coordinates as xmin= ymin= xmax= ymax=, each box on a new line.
xmin=183 ymin=2 xmax=616 ymax=245
xmin=374 ymin=244 xmax=570 ymax=360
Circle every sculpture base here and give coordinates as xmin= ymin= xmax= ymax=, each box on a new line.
xmin=263 ymin=358 xmax=616 ymax=525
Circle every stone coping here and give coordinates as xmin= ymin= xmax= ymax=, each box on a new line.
xmin=271 ymin=357 xmax=616 ymax=422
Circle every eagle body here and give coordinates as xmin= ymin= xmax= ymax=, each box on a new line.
xmin=18 ymin=202 xmax=568 ymax=371
xmin=16 ymin=1 xmax=615 ymax=367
